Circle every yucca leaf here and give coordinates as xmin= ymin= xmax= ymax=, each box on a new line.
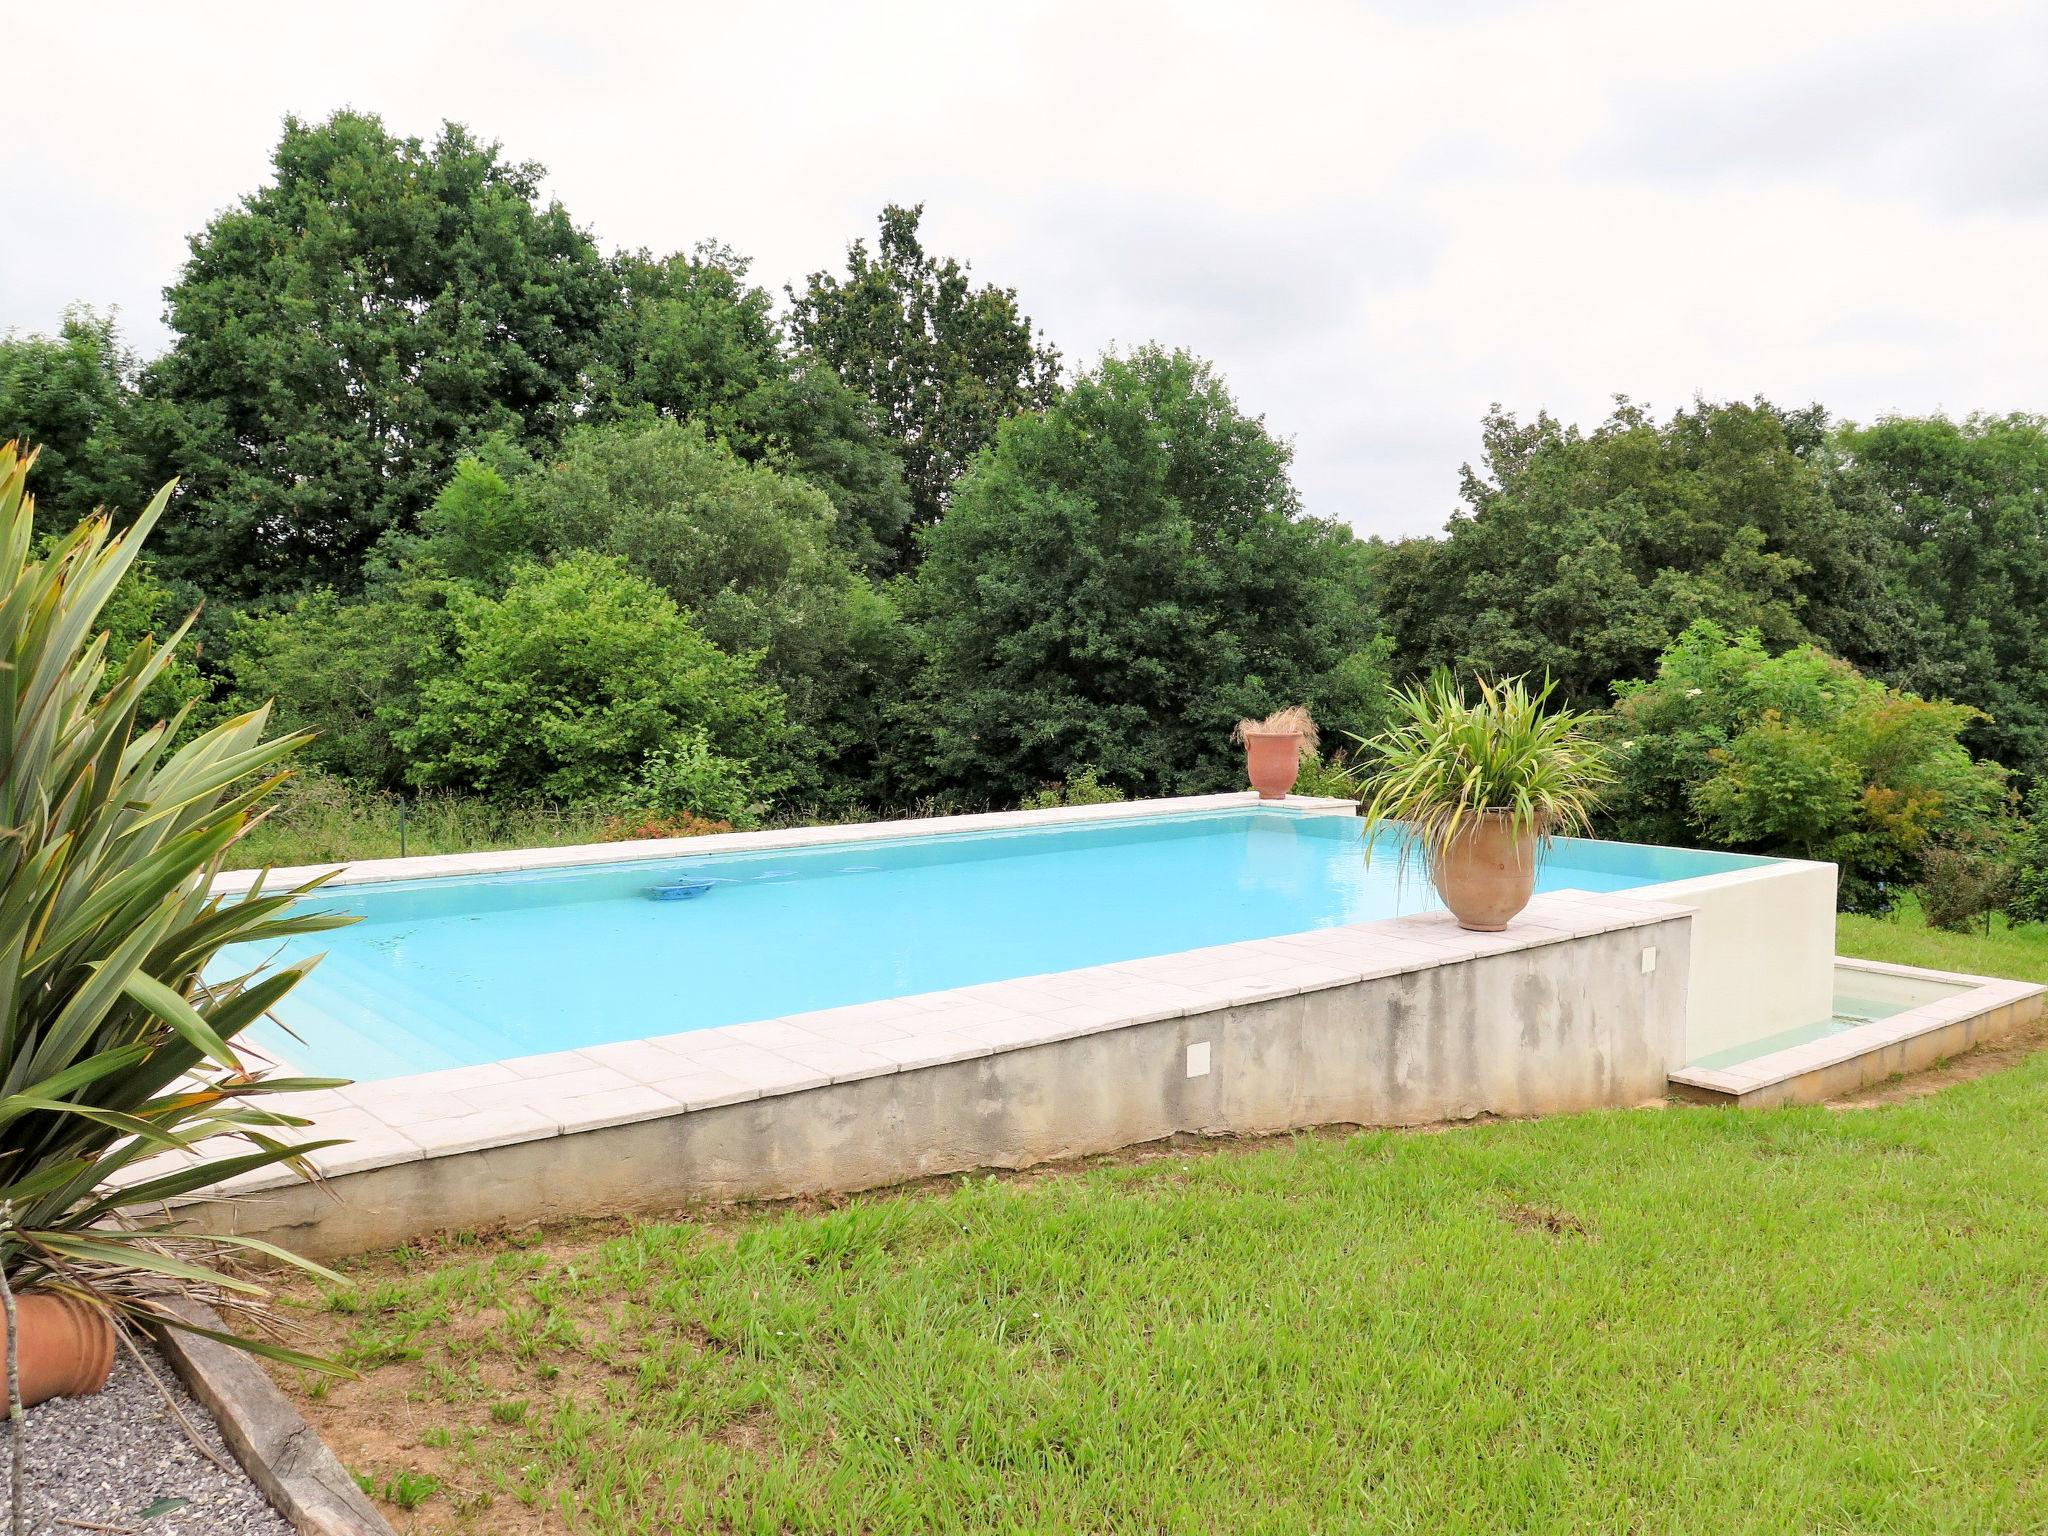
xmin=0 ymin=447 xmax=359 ymax=1367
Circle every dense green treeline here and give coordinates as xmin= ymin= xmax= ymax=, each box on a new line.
xmin=4 ymin=109 xmax=2047 ymax=920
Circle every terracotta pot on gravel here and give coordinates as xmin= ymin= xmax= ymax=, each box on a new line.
xmin=1242 ymin=731 xmax=1304 ymax=799
xmin=2 ymin=1291 xmax=116 ymax=1409
xmin=1430 ymin=811 xmax=1539 ymax=932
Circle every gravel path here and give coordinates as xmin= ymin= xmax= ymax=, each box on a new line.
xmin=0 ymin=1337 xmax=290 ymax=1536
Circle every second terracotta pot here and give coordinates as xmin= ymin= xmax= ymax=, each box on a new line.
xmin=1243 ymin=731 xmax=1303 ymax=799
xmin=1430 ymin=811 xmax=1539 ymax=931
xmin=1 ymin=1291 xmax=116 ymax=1410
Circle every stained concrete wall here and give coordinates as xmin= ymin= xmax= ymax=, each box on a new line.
xmin=192 ymin=917 xmax=1690 ymax=1261
xmin=1638 ymin=859 xmax=1836 ymax=1064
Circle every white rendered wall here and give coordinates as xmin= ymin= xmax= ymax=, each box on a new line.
xmin=1634 ymin=858 xmax=1839 ymax=1064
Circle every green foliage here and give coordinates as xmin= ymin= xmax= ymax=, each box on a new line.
xmin=1291 ymin=751 xmax=1364 ymax=802
xmin=0 ymin=308 xmax=158 ymax=531
xmin=0 ymin=444 xmax=346 ymax=1361
xmin=1378 ymin=398 xmax=1905 ymax=711
xmin=147 ymin=110 xmax=614 ymax=598
xmin=395 ymin=552 xmax=791 ymax=803
xmin=1830 ymin=412 xmax=2048 ymax=770
xmin=595 ymin=245 xmax=912 ymax=572
xmin=1606 ymin=622 xmax=2006 ymax=908
xmin=224 ymin=580 xmax=461 ymax=788
xmin=1018 ymin=767 xmax=1127 ymax=811
xmin=223 ymin=768 xmax=618 ymax=871
xmin=623 ymin=731 xmax=765 ymax=828
xmin=789 ymin=203 xmax=1062 ymax=543
xmin=467 ymin=421 xmax=915 ymax=806
xmin=1916 ymin=838 xmax=2015 ymax=934
xmin=1357 ymin=672 xmax=1611 ymax=869
xmin=907 ymin=346 xmax=1385 ymax=801
xmin=83 ymin=547 xmax=207 ymax=727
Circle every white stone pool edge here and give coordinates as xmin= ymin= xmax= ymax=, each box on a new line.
xmin=153 ymin=792 xmax=1723 ymax=1256
xmin=208 ymin=790 xmax=1340 ymax=896
xmin=161 ymin=792 xmax=2021 ymax=1258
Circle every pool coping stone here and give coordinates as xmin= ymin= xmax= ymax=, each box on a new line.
xmin=184 ymin=882 xmax=1692 ymax=1196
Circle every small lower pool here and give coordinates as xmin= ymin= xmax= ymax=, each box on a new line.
xmin=221 ymin=805 xmax=1773 ymax=1082
xmin=1683 ymin=963 xmax=1974 ymax=1071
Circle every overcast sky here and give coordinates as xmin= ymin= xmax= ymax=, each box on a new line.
xmin=12 ymin=0 xmax=2045 ymax=537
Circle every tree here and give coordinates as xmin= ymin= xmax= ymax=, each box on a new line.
xmin=223 ymin=580 xmax=462 ymax=788
xmin=498 ymin=421 xmax=913 ymax=805
xmin=1378 ymin=398 xmax=1906 ymax=711
xmin=907 ymin=346 xmax=1385 ymax=802
xmin=0 ymin=309 xmax=158 ymax=530
xmin=788 ymin=203 xmax=1061 ymax=544
xmin=146 ymin=111 xmax=615 ymax=599
xmin=395 ymin=552 xmax=790 ymax=803
xmin=1603 ymin=621 xmax=2007 ymax=909
xmin=592 ymin=245 xmax=912 ymax=571
xmin=1828 ymin=413 xmax=2048 ymax=773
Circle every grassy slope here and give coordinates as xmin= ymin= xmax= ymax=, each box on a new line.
xmin=288 ymin=907 xmax=2048 ymax=1534
xmin=1840 ymin=901 xmax=2048 ymax=985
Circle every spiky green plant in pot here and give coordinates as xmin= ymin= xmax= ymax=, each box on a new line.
xmin=0 ymin=442 xmax=354 ymax=1399
xmin=1356 ymin=671 xmax=1610 ymax=931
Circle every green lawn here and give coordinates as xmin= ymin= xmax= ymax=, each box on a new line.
xmin=288 ymin=904 xmax=2048 ymax=1534
xmin=1839 ymin=898 xmax=2048 ymax=985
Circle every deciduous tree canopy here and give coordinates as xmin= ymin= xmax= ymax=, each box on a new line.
xmin=907 ymin=346 xmax=1384 ymax=800
xmin=788 ymin=203 xmax=1061 ymax=549
xmin=147 ymin=111 xmax=614 ymax=598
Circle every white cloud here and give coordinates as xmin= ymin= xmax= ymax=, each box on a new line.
xmin=10 ymin=0 xmax=2045 ymax=536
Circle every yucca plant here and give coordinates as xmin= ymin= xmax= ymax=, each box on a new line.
xmin=1356 ymin=670 xmax=1611 ymax=875
xmin=0 ymin=442 xmax=353 ymax=1369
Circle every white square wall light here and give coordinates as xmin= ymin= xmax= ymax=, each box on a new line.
xmin=1186 ymin=1041 xmax=1211 ymax=1078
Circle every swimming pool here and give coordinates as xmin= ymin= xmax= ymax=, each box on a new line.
xmin=222 ymin=804 xmax=1774 ymax=1082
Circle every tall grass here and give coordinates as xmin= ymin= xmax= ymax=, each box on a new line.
xmin=228 ymin=771 xmax=619 ymax=869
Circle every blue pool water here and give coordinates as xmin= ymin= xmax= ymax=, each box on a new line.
xmin=223 ymin=809 xmax=1773 ymax=1082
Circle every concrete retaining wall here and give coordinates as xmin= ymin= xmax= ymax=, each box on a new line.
xmin=190 ymin=915 xmax=1690 ymax=1260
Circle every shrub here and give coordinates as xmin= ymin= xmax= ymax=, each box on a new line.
xmin=1605 ymin=622 xmax=2006 ymax=909
xmin=1918 ymin=839 xmax=2016 ymax=934
xmin=395 ymin=552 xmax=792 ymax=804
xmin=624 ymin=729 xmax=766 ymax=827
xmin=1292 ymin=751 xmax=1363 ymax=802
xmin=1019 ymin=767 xmax=1126 ymax=811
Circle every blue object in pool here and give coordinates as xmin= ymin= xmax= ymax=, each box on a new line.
xmin=218 ymin=809 xmax=1776 ymax=1083
xmin=649 ymin=880 xmax=714 ymax=901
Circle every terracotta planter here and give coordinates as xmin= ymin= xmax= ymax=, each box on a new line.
xmin=1430 ymin=811 xmax=1539 ymax=931
xmin=1242 ymin=731 xmax=1303 ymax=799
xmin=2 ymin=1291 xmax=116 ymax=1409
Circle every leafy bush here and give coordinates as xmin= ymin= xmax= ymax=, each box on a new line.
xmin=623 ymin=729 xmax=766 ymax=827
xmin=224 ymin=579 xmax=460 ymax=788
xmin=0 ymin=445 xmax=346 ymax=1359
xmin=1019 ymin=768 xmax=1126 ymax=811
xmin=411 ymin=421 xmax=917 ymax=808
xmin=1917 ymin=839 xmax=2016 ymax=934
xmin=396 ymin=552 xmax=791 ymax=803
xmin=1606 ymin=622 xmax=2007 ymax=909
xmin=1292 ymin=751 xmax=1363 ymax=802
